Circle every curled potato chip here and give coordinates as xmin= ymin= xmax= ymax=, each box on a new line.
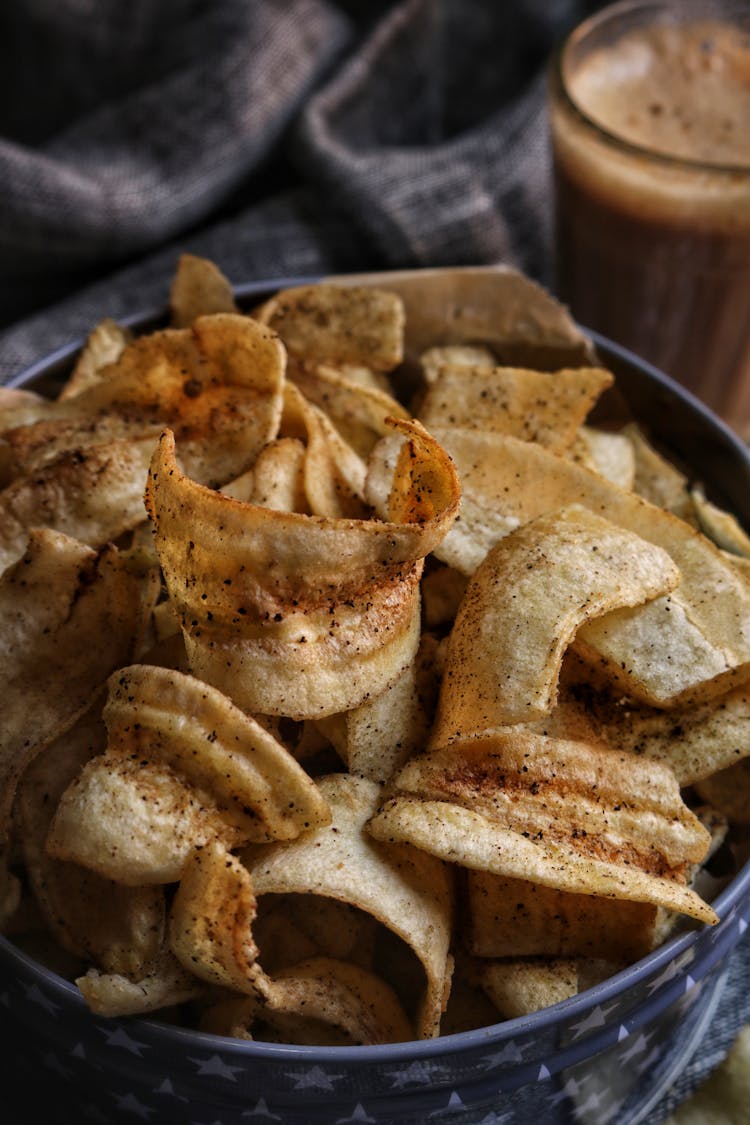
xmin=466 ymin=870 xmax=657 ymax=961
xmin=222 ymin=437 xmax=308 ymax=512
xmin=145 ymin=418 xmax=459 ymax=719
xmin=432 ymin=505 xmax=679 ymax=740
xmin=15 ymin=705 xmax=166 ymax=977
xmin=199 ymin=956 xmax=412 ymax=1045
xmin=368 ymin=728 xmax=717 ymax=924
xmin=425 ymin=431 xmax=750 ymax=705
xmin=169 ymin=840 xmax=265 ymax=995
xmin=418 ymin=365 xmax=613 ymax=452
xmin=280 ymin=382 xmax=368 ymax=518
xmin=289 ymin=362 xmax=410 ymax=459
xmin=254 ymin=284 xmax=405 ymax=372
xmin=245 ymin=774 xmax=454 ymax=1039
xmin=47 ymin=665 xmax=330 ymax=884
xmin=2 ymin=313 xmax=285 ymax=489
xmin=0 ymin=385 xmax=55 ymax=430
xmin=0 ymin=529 xmax=144 ymax=843
xmin=77 ymin=949 xmax=204 ymax=1017
xmin=169 ymin=253 xmax=237 ymax=327
xmin=264 ymin=957 xmax=413 ymax=1045
xmin=58 ymin=318 xmax=132 ymax=401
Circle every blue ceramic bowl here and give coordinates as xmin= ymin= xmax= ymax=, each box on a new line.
xmin=2 ymin=279 xmax=750 ymax=1125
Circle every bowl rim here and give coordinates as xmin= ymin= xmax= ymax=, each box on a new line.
xmin=3 ymin=273 xmax=750 ymax=1063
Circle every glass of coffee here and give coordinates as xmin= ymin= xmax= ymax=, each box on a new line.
xmin=549 ymin=0 xmax=750 ymax=437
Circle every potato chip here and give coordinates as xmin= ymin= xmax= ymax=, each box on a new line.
xmin=169 ymin=253 xmax=237 ymax=328
xmin=77 ymin=949 xmax=203 ymax=1017
xmin=691 ymin=484 xmax=750 ymax=557
xmin=421 ymin=564 xmax=468 ymax=630
xmin=289 ymin=361 xmax=409 ymax=458
xmin=0 ymin=529 xmax=144 ymax=843
xmin=555 ymin=670 xmax=750 ymax=785
xmin=478 ymin=958 xmax=579 ymax=1018
xmin=316 ymin=634 xmax=439 ymax=784
xmin=15 ymin=706 xmax=166 ymax=977
xmin=263 ymin=956 xmax=413 ymax=1045
xmin=328 ymin=266 xmax=595 ymax=370
xmin=368 ymin=728 xmax=717 ymax=923
xmin=47 ymin=665 xmax=331 ymax=884
xmin=572 ymin=426 xmax=636 ymax=489
xmin=625 ymin=423 xmax=696 ymax=524
xmin=169 ymin=839 xmax=265 ymax=994
xmin=0 ymin=386 xmax=55 ymax=431
xmin=2 ymin=312 xmax=285 ymax=489
xmin=198 ymin=957 xmax=413 ymax=1046
xmin=222 ymin=437 xmax=308 ymax=511
xmin=145 ymin=418 xmax=459 ymax=719
xmin=58 ymin=318 xmax=132 ymax=401
xmin=418 ymin=365 xmax=613 ymax=452
xmin=466 ymin=870 xmax=657 ymax=961
xmin=423 ymin=430 xmax=750 ymax=705
xmin=694 ymin=759 xmax=750 ymax=825
xmin=245 ymin=773 xmax=454 ymax=1038
xmin=280 ymin=382 xmax=368 ymax=518
xmin=0 ymin=435 xmax=156 ymax=571
xmin=419 ymin=345 xmax=496 ymax=385
xmin=432 ymin=504 xmax=679 ymax=740
xmin=254 ymin=284 xmax=405 ymax=372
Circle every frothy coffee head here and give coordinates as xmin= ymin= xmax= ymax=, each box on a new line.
xmin=568 ymin=19 xmax=750 ymax=167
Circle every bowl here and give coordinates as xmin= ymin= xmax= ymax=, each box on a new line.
xmin=2 ymin=276 xmax=750 ymax=1125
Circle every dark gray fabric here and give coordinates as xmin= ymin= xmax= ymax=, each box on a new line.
xmin=0 ymin=1 xmax=748 ymax=1119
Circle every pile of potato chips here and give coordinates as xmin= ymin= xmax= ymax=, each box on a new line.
xmin=1 ymin=256 xmax=749 ymax=1046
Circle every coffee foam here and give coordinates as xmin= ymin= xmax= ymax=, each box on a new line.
xmin=568 ymin=20 xmax=750 ymax=166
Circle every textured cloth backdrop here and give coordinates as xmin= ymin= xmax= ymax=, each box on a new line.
xmin=1 ymin=1 xmax=749 ymax=1121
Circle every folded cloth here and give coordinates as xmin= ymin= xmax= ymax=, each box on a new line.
xmin=0 ymin=0 xmax=583 ymax=382
xmin=1 ymin=2 xmax=748 ymax=1120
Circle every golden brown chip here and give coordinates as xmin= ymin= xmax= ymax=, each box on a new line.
xmin=254 ymin=284 xmax=405 ymax=372
xmin=466 ymin=870 xmax=657 ymax=961
xmin=169 ymin=839 xmax=265 ymax=994
xmin=572 ymin=426 xmax=636 ymax=489
xmin=316 ymin=633 xmax=439 ymax=784
xmin=76 ymin=949 xmax=204 ymax=1017
xmin=694 ymin=759 xmax=750 ymax=825
xmin=431 ymin=504 xmax=679 ymax=740
xmin=625 ymin=423 xmax=696 ymax=524
xmin=691 ymin=484 xmax=750 ymax=557
xmin=15 ymin=705 xmax=166 ymax=977
xmin=264 ymin=956 xmax=413 ymax=1045
xmin=0 ymin=436 xmax=156 ymax=571
xmin=554 ymin=671 xmax=750 ymax=786
xmin=418 ymin=365 xmax=613 ymax=452
xmin=169 ymin=253 xmax=237 ymax=327
xmin=58 ymin=318 xmax=132 ymax=401
xmin=327 ymin=266 xmax=595 ymax=370
xmin=145 ymin=419 xmax=459 ymax=719
xmin=221 ymin=437 xmax=308 ymax=512
xmin=244 ymin=773 xmax=454 ymax=1039
xmin=478 ymin=958 xmax=579 ymax=1018
xmin=0 ymin=529 xmax=144 ymax=843
xmin=280 ymin=382 xmax=369 ymax=518
xmin=2 ymin=313 xmax=286 ymax=489
xmin=368 ymin=728 xmax=717 ymax=924
xmin=290 ymin=361 xmax=410 ymax=458
xmin=420 ymin=345 xmax=497 ymax=385
xmin=423 ymin=431 xmax=750 ymax=705
xmin=47 ymin=665 xmax=331 ymax=884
